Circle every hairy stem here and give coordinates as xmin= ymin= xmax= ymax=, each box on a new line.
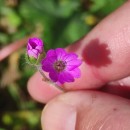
xmin=36 ymin=65 xmax=66 ymax=92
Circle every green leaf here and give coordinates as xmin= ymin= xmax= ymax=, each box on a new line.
xmin=90 ymin=0 xmax=106 ymax=13
xmin=100 ymin=0 xmax=125 ymax=15
xmin=26 ymin=0 xmax=80 ymax=18
xmin=90 ymin=0 xmax=125 ymax=15
xmin=0 ymin=128 xmax=6 ymax=130
xmin=64 ymin=16 xmax=90 ymax=43
xmin=0 ymin=33 xmax=9 ymax=45
xmin=1 ymin=7 xmax=22 ymax=28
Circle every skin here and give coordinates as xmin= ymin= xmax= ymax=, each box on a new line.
xmin=28 ymin=1 xmax=130 ymax=130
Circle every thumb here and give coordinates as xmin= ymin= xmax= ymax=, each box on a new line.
xmin=42 ymin=91 xmax=130 ymax=130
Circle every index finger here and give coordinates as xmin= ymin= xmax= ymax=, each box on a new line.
xmin=28 ymin=1 xmax=130 ymax=103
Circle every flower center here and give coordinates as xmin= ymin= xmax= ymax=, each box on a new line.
xmin=54 ymin=60 xmax=66 ymax=72
xmin=31 ymin=42 xmax=37 ymax=49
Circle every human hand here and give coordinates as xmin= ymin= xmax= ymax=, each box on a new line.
xmin=28 ymin=1 xmax=130 ymax=130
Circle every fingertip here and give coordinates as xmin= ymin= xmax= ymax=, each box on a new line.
xmin=27 ymin=72 xmax=63 ymax=103
xmin=41 ymin=97 xmax=77 ymax=130
xmin=41 ymin=91 xmax=130 ymax=130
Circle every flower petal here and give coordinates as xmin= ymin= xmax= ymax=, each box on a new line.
xmin=46 ymin=49 xmax=56 ymax=57
xmin=35 ymin=45 xmax=43 ymax=53
xmin=27 ymin=43 xmax=33 ymax=50
xmin=67 ymin=59 xmax=82 ymax=70
xmin=49 ymin=70 xmax=59 ymax=82
xmin=55 ymin=48 xmax=66 ymax=60
xmin=69 ymin=68 xmax=81 ymax=78
xmin=42 ymin=56 xmax=56 ymax=72
xmin=28 ymin=49 xmax=39 ymax=59
xmin=29 ymin=37 xmax=43 ymax=46
xmin=58 ymin=71 xmax=74 ymax=84
xmin=63 ymin=53 xmax=78 ymax=61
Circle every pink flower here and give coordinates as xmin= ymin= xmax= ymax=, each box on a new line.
xmin=41 ymin=48 xmax=82 ymax=84
xmin=27 ymin=37 xmax=44 ymax=59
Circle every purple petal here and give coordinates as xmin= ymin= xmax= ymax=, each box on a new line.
xmin=46 ymin=49 xmax=56 ymax=57
xmin=58 ymin=71 xmax=74 ymax=84
xmin=35 ymin=45 xmax=43 ymax=53
xmin=55 ymin=48 xmax=66 ymax=60
xmin=29 ymin=37 xmax=43 ymax=46
xmin=41 ymin=56 xmax=56 ymax=72
xmin=69 ymin=68 xmax=81 ymax=78
xmin=67 ymin=59 xmax=82 ymax=70
xmin=63 ymin=53 xmax=78 ymax=61
xmin=27 ymin=43 xmax=33 ymax=50
xmin=55 ymin=48 xmax=66 ymax=54
xmin=49 ymin=70 xmax=59 ymax=82
xmin=28 ymin=49 xmax=39 ymax=59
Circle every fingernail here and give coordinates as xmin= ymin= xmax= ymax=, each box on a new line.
xmin=42 ymin=100 xmax=77 ymax=130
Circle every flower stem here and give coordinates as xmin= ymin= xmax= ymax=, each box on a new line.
xmin=36 ymin=65 xmax=49 ymax=81
xmin=36 ymin=65 xmax=66 ymax=92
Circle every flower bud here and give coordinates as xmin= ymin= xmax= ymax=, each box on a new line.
xmin=27 ymin=37 xmax=44 ymax=59
xmin=26 ymin=37 xmax=44 ymax=64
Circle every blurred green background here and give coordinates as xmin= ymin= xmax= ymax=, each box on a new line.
xmin=0 ymin=0 xmax=126 ymax=129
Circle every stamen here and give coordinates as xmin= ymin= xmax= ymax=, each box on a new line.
xmin=54 ymin=60 xmax=66 ymax=72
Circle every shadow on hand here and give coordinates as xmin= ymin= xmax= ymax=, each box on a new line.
xmin=82 ymin=39 xmax=111 ymax=67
